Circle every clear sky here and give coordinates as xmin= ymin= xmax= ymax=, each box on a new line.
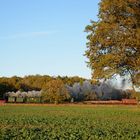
xmin=0 ymin=0 xmax=100 ymax=78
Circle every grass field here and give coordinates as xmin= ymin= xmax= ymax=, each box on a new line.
xmin=0 ymin=105 xmax=140 ymax=140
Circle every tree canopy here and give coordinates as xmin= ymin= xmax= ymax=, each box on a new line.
xmin=85 ymin=0 xmax=140 ymax=88
xmin=41 ymin=79 xmax=70 ymax=103
xmin=0 ymin=75 xmax=85 ymax=99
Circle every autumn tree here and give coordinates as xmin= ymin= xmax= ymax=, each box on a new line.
xmin=41 ymin=79 xmax=70 ymax=104
xmin=85 ymin=0 xmax=140 ymax=90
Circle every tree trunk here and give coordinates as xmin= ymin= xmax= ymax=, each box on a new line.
xmin=132 ymin=83 xmax=136 ymax=92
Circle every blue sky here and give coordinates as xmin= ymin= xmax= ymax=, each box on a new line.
xmin=0 ymin=0 xmax=100 ymax=78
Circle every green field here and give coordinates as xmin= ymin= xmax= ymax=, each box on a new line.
xmin=0 ymin=105 xmax=140 ymax=140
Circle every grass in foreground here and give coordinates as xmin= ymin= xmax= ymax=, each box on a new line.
xmin=0 ymin=105 xmax=140 ymax=140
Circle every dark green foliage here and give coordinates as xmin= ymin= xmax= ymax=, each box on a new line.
xmin=0 ymin=83 xmax=15 ymax=99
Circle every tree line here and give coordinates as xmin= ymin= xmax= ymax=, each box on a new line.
xmin=3 ymin=76 xmax=140 ymax=104
xmin=0 ymin=75 xmax=85 ymax=99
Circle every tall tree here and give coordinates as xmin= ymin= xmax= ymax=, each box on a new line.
xmin=41 ymin=79 xmax=70 ymax=104
xmin=85 ymin=0 xmax=140 ymax=90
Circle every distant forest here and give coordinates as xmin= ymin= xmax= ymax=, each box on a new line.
xmin=0 ymin=75 xmax=85 ymax=99
xmin=1 ymin=75 xmax=140 ymax=104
